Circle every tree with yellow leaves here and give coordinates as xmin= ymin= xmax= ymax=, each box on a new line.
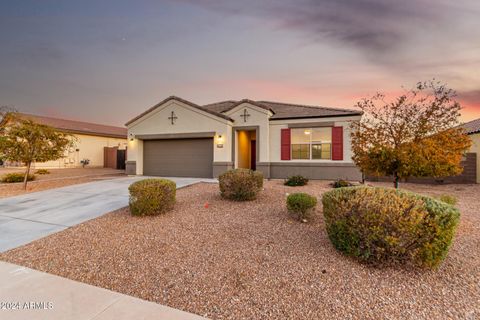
xmin=351 ymin=81 xmax=471 ymax=188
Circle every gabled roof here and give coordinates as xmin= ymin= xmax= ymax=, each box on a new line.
xmin=125 ymin=96 xmax=233 ymax=126
xmin=222 ymin=99 xmax=275 ymax=114
xmin=203 ymin=99 xmax=362 ymax=120
xmin=17 ymin=113 xmax=127 ymax=139
xmin=459 ymin=117 xmax=480 ymax=135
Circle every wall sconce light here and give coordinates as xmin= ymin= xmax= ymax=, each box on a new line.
xmin=129 ymin=133 xmax=134 ymax=141
xmin=304 ymin=130 xmax=311 ymax=135
xmin=216 ymin=134 xmax=224 ymax=148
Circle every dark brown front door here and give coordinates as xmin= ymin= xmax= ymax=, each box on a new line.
xmin=250 ymin=140 xmax=256 ymax=171
xmin=143 ymin=138 xmax=213 ymax=178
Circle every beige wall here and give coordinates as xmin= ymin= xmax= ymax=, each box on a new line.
xmin=33 ymin=133 xmax=127 ymax=169
xmin=269 ymin=116 xmax=361 ymax=163
xmin=126 ymin=98 xmax=362 ymax=177
xmin=127 ymin=100 xmax=232 ymax=175
xmin=469 ymin=133 xmax=480 ymax=183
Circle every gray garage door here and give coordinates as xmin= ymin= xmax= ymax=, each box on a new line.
xmin=143 ymin=138 xmax=213 ymax=178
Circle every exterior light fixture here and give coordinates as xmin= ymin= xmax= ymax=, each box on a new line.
xmin=304 ymin=130 xmax=311 ymax=135
xmin=129 ymin=133 xmax=134 ymax=141
xmin=216 ymin=134 xmax=224 ymax=148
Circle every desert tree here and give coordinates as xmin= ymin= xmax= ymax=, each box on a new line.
xmin=351 ymin=80 xmax=471 ymax=188
xmin=0 ymin=113 xmax=74 ymax=189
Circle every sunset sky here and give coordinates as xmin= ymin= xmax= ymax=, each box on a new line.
xmin=0 ymin=0 xmax=479 ymax=126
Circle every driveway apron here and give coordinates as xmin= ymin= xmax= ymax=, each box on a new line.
xmin=0 ymin=176 xmax=216 ymax=252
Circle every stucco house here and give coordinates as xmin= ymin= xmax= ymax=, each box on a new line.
xmin=13 ymin=113 xmax=128 ymax=169
xmin=126 ymin=96 xmax=363 ymax=180
xmin=460 ymin=117 xmax=480 ymax=183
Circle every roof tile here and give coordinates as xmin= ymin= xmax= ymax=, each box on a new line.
xmin=459 ymin=117 xmax=480 ymax=135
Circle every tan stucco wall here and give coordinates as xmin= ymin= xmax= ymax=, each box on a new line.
xmin=33 ymin=133 xmax=127 ymax=169
xmin=269 ymin=116 xmax=361 ymax=163
xmin=127 ymin=100 xmax=232 ymax=175
xmin=469 ymin=133 xmax=480 ymax=183
xmin=126 ymin=99 xmax=361 ymax=177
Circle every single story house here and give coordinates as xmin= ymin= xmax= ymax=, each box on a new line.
xmin=460 ymin=117 xmax=480 ymax=183
xmin=126 ymin=96 xmax=363 ymax=180
xmin=12 ymin=113 xmax=128 ymax=169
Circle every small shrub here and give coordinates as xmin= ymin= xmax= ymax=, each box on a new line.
xmin=128 ymin=178 xmax=176 ymax=216
xmin=322 ymin=187 xmax=460 ymax=268
xmin=1 ymin=172 xmax=36 ymax=183
xmin=284 ymin=175 xmax=309 ymax=187
xmin=287 ymin=193 xmax=317 ymax=221
xmin=331 ymin=179 xmax=353 ymax=188
xmin=35 ymin=169 xmax=50 ymax=175
xmin=437 ymin=194 xmax=457 ymax=206
xmin=219 ymin=169 xmax=263 ymax=201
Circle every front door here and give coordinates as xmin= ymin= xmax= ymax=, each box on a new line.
xmin=250 ymin=140 xmax=256 ymax=171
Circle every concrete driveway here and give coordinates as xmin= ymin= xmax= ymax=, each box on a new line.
xmin=0 ymin=176 xmax=216 ymax=252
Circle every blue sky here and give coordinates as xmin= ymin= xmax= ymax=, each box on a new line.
xmin=1 ymin=0 xmax=479 ymax=125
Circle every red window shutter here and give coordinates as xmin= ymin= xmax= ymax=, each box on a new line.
xmin=331 ymin=126 xmax=343 ymax=160
xmin=281 ymin=128 xmax=291 ymax=160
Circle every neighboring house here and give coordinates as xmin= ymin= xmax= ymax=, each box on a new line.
xmin=460 ymin=117 xmax=480 ymax=183
xmin=125 ymin=96 xmax=363 ymax=180
xmin=10 ymin=113 xmax=128 ymax=169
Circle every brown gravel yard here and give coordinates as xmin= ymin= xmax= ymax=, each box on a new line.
xmin=1 ymin=180 xmax=479 ymax=319
xmin=0 ymin=168 xmax=125 ymax=198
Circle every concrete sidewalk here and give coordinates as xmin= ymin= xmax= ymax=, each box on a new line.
xmin=0 ymin=176 xmax=217 ymax=252
xmin=0 ymin=261 xmax=206 ymax=320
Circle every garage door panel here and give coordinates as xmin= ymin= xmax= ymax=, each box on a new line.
xmin=143 ymin=138 xmax=213 ymax=178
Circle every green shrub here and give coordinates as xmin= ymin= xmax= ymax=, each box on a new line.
xmin=322 ymin=187 xmax=460 ymax=268
xmin=128 ymin=178 xmax=176 ymax=216
xmin=1 ymin=172 xmax=36 ymax=183
xmin=219 ymin=169 xmax=263 ymax=201
xmin=331 ymin=179 xmax=353 ymax=188
xmin=287 ymin=193 xmax=318 ymax=221
xmin=437 ymin=194 xmax=457 ymax=206
xmin=35 ymin=169 xmax=50 ymax=175
xmin=284 ymin=175 xmax=309 ymax=186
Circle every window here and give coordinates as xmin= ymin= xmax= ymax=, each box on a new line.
xmin=292 ymin=144 xmax=310 ymax=159
xmin=291 ymin=128 xmax=332 ymax=160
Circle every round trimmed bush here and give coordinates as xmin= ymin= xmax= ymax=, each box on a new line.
xmin=1 ymin=172 xmax=35 ymax=183
xmin=219 ymin=168 xmax=263 ymax=201
xmin=35 ymin=169 xmax=50 ymax=175
xmin=284 ymin=175 xmax=309 ymax=187
xmin=286 ymin=192 xmax=317 ymax=221
xmin=128 ymin=178 xmax=176 ymax=216
xmin=331 ymin=179 xmax=353 ymax=188
xmin=322 ymin=187 xmax=460 ymax=268
xmin=437 ymin=194 xmax=457 ymax=206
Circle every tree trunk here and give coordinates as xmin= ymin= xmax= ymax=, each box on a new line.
xmin=393 ymin=172 xmax=400 ymax=189
xmin=23 ymin=161 xmax=31 ymax=190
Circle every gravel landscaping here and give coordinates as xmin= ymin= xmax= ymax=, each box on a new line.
xmin=0 ymin=168 xmax=125 ymax=198
xmin=1 ymin=180 xmax=479 ymax=319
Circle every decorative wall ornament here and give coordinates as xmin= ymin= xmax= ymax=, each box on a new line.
xmin=240 ymin=109 xmax=250 ymax=123
xmin=168 ymin=111 xmax=178 ymax=125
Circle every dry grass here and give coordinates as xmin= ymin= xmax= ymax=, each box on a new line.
xmin=0 ymin=168 xmax=125 ymax=198
xmin=1 ymin=180 xmax=479 ymax=319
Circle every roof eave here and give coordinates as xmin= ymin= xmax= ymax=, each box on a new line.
xmin=58 ymin=128 xmax=127 ymax=139
xmin=225 ymin=99 xmax=275 ymax=114
xmin=125 ymin=96 xmax=233 ymax=126
xmin=269 ymin=113 xmax=363 ymax=121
